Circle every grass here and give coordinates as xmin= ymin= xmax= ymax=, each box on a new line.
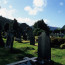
xmin=0 ymin=38 xmax=65 ymax=65
xmin=0 ymin=39 xmax=38 ymax=65
xmin=51 ymin=48 xmax=65 ymax=65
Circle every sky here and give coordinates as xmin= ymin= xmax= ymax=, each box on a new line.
xmin=0 ymin=0 xmax=65 ymax=27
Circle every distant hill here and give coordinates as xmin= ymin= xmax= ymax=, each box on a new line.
xmin=31 ymin=25 xmax=60 ymax=31
xmin=62 ymin=25 xmax=65 ymax=29
xmin=48 ymin=26 xmax=59 ymax=31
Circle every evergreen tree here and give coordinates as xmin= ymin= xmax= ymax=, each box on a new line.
xmin=33 ymin=19 xmax=50 ymax=36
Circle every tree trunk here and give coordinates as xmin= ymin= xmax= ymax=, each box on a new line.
xmin=0 ymin=32 xmax=5 ymax=47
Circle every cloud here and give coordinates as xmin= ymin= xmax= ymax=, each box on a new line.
xmin=60 ymin=2 xmax=63 ymax=6
xmin=17 ymin=17 xmax=36 ymax=26
xmin=33 ymin=0 xmax=47 ymax=7
xmin=0 ymin=0 xmax=48 ymax=26
xmin=0 ymin=0 xmax=2 ymax=4
xmin=24 ymin=0 xmax=47 ymax=15
xmin=0 ymin=0 xmax=8 ymax=4
xmin=9 ymin=5 xmax=12 ymax=9
xmin=17 ymin=18 xmax=48 ymax=26
xmin=0 ymin=1 xmax=1 ymax=4
xmin=0 ymin=7 xmax=35 ymax=26
xmin=24 ymin=6 xmax=32 ymax=12
xmin=24 ymin=6 xmax=43 ymax=15
xmin=3 ymin=0 xmax=8 ymax=4
xmin=44 ymin=19 xmax=49 ymax=23
xmin=0 ymin=8 xmax=16 ymax=19
xmin=0 ymin=8 xmax=35 ymax=25
xmin=0 ymin=7 xmax=48 ymax=26
xmin=0 ymin=0 xmax=15 ymax=19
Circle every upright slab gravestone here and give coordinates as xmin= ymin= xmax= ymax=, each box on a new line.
xmin=38 ymin=32 xmax=51 ymax=60
xmin=30 ymin=36 xmax=35 ymax=45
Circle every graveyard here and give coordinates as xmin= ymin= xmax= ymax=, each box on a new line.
xmin=0 ymin=37 xmax=65 ymax=65
xmin=0 ymin=0 xmax=65 ymax=65
xmin=0 ymin=16 xmax=65 ymax=65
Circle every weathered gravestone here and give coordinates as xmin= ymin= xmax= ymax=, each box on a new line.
xmin=6 ymin=32 xmax=11 ymax=48
xmin=30 ymin=36 xmax=35 ymax=45
xmin=38 ymin=31 xmax=51 ymax=64
xmin=7 ymin=31 xmax=51 ymax=65
xmin=15 ymin=32 xmax=22 ymax=43
xmin=26 ymin=27 xmax=35 ymax=45
xmin=23 ymin=31 xmax=27 ymax=40
xmin=6 ymin=31 xmax=14 ymax=51
xmin=15 ymin=37 xmax=21 ymax=43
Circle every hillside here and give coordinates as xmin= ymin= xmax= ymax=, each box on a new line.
xmin=62 ymin=25 xmax=65 ymax=29
xmin=49 ymin=26 xmax=60 ymax=31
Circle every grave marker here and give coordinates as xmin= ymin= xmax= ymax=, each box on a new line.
xmin=38 ymin=32 xmax=51 ymax=62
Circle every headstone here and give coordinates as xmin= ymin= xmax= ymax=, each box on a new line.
xmin=15 ymin=38 xmax=21 ymax=42
xmin=15 ymin=32 xmax=22 ymax=43
xmin=38 ymin=32 xmax=51 ymax=61
xmin=10 ymin=32 xmax=14 ymax=51
xmin=50 ymin=33 xmax=54 ymax=37
xmin=60 ymin=33 xmax=64 ymax=37
xmin=26 ymin=27 xmax=35 ymax=45
xmin=6 ymin=32 xmax=11 ymax=48
xmin=6 ymin=31 xmax=14 ymax=50
xmin=23 ymin=33 xmax=27 ymax=40
xmin=30 ymin=36 xmax=35 ymax=45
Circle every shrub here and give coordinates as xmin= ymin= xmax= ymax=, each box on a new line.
xmin=60 ymin=44 xmax=65 ymax=49
xmin=58 ymin=38 xmax=65 ymax=44
xmin=51 ymin=37 xmax=65 ymax=47
xmin=51 ymin=38 xmax=59 ymax=47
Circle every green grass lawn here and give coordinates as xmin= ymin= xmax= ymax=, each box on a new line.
xmin=51 ymin=48 xmax=65 ymax=65
xmin=0 ymin=39 xmax=65 ymax=65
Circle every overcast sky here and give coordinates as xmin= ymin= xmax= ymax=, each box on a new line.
xmin=0 ymin=0 xmax=65 ymax=27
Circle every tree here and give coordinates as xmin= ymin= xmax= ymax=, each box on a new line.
xmin=13 ymin=19 xmax=19 ymax=37
xmin=61 ymin=29 xmax=65 ymax=33
xmin=33 ymin=19 xmax=50 ymax=36
xmin=13 ymin=19 xmax=19 ymax=31
xmin=61 ymin=25 xmax=65 ymax=34
xmin=53 ymin=29 xmax=60 ymax=33
xmin=4 ymin=23 xmax=9 ymax=32
xmin=62 ymin=25 xmax=65 ymax=29
xmin=33 ymin=28 xmax=44 ymax=36
xmin=0 ymin=24 xmax=5 ymax=47
xmin=23 ymin=33 xmax=27 ymax=40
